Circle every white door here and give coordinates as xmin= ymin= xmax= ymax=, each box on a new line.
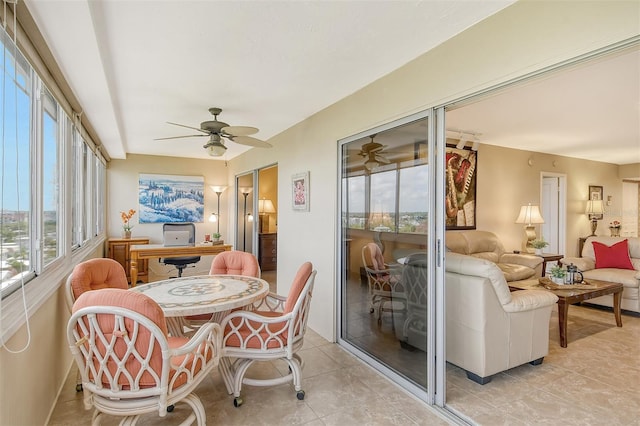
xmin=540 ymin=173 xmax=566 ymax=258
xmin=622 ymin=181 xmax=639 ymax=237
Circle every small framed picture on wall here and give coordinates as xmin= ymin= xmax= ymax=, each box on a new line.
xmin=292 ymin=171 xmax=310 ymax=211
xmin=588 ymin=185 xmax=603 ymax=220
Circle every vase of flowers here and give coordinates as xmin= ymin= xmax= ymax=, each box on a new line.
xmin=609 ymin=221 xmax=621 ymax=237
xmin=120 ymin=209 xmax=136 ymax=239
xmin=530 ymin=238 xmax=549 ymax=255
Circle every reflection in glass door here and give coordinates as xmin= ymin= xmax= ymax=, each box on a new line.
xmin=338 ymin=112 xmax=435 ymax=397
xmin=235 ymin=172 xmax=255 ymax=254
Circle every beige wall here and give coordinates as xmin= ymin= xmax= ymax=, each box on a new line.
xmin=0 ymin=245 xmax=103 ymax=425
xmin=475 ymin=144 xmax=624 ymax=257
xmin=2 ymin=2 xmax=637 ymax=424
xmin=227 ymin=2 xmax=639 ymax=340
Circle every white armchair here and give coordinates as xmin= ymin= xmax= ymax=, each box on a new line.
xmin=445 ymin=252 xmax=558 ymax=384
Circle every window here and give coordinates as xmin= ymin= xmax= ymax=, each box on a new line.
xmin=0 ymin=27 xmax=34 ymax=292
xmin=41 ymin=87 xmax=60 ymax=266
xmin=342 ymin=120 xmax=429 ymax=236
xmin=0 ymin=25 xmax=106 ymax=298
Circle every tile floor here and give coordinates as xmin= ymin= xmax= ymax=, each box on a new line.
xmin=50 ymin=285 xmax=640 ymax=425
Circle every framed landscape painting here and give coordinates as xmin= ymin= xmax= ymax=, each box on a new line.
xmin=445 ymin=145 xmax=477 ymax=230
xmin=138 ymin=173 xmax=204 ymax=223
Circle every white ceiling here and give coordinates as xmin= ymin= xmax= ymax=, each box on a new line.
xmin=23 ymin=1 xmax=639 ymax=166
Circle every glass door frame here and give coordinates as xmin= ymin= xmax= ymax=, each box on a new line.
xmin=336 ymin=107 xmax=447 ymax=407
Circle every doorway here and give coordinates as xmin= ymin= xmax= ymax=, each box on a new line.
xmin=541 ymin=173 xmax=567 ymax=264
xmin=235 ymin=165 xmax=278 ymax=289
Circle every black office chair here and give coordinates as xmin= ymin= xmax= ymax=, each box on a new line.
xmin=162 ymin=223 xmax=201 ymax=278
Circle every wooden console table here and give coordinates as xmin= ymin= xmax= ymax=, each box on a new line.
xmin=129 ymin=243 xmax=232 ymax=286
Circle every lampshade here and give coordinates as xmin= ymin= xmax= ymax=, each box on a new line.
xmin=364 ymin=158 xmax=379 ymax=171
xmin=585 ymin=199 xmax=604 ymax=216
xmin=211 ymin=185 xmax=228 ymax=194
xmin=258 ymin=199 xmax=276 ymax=214
xmin=207 ymin=142 xmax=227 ymax=157
xmin=239 ymin=187 xmax=253 ymax=196
xmin=209 ymin=213 xmax=217 ymax=222
xmin=515 ymin=204 xmax=545 ymax=225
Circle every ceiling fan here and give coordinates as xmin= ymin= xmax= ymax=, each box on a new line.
xmin=155 ymin=107 xmax=272 ymax=156
xmin=358 ymin=134 xmax=390 ymax=170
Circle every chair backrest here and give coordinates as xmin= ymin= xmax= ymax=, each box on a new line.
xmin=402 ymin=252 xmax=428 ymax=307
xmin=285 ymin=262 xmax=316 ymax=339
xmin=69 ymin=288 xmax=169 ymax=392
xmin=362 ymin=242 xmax=386 ymax=272
xmin=209 ymin=251 xmax=261 ymax=277
xmin=163 ymin=223 xmax=196 ymax=246
xmin=445 ymin=252 xmax=512 ymax=306
xmin=65 ymin=258 xmax=128 ymax=310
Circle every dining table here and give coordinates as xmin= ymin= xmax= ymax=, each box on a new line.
xmin=129 ymin=274 xmax=270 ymax=336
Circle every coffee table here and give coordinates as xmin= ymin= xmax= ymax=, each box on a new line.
xmin=510 ymin=278 xmax=623 ymax=347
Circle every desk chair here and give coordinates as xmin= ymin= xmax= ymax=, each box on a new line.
xmin=162 ymin=223 xmax=200 ymax=278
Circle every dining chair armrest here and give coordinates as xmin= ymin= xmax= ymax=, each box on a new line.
xmin=170 ymin=322 xmax=221 ymax=359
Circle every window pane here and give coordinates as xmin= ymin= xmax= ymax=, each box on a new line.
xmin=347 ymin=176 xmax=365 ymax=229
xmin=369 ymin=170 xmax=396 ymax=232
xmin=42 ymin=88 xmax=60 ymax=265
xmin=399 ymin=165 xmax=428 ymax=233
xmin=0 ymin=28 xmax=33 ymax=293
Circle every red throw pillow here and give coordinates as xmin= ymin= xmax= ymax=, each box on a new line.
xmin=592 ymin=239 xmax=634 ymax=270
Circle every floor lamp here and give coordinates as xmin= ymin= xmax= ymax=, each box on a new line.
xmin=209 ymin=185 xmax=227 ymax=235
xmin=240 ymin=188 xmax=253 ymax=251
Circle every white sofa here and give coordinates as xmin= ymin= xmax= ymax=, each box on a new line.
xmin=446 ymin=230 xmax=543 ymax=282
xmin=445 ymin=252 xmax=558 ymax=384
xmin=561 ymin=236 xmax=640 ymax=314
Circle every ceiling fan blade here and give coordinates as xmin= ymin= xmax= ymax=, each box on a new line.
xmin=376 ymin=155 xmax=391 ymax=164
xmin=228 ymin=135 xmax=272 ymax=148
xmin=167 ymin=121 xmax=209 ymax=134
xmin=222 ymin=125 xmax=259 ymax=136
xmin=154 ymin=134 xmax=208 ymax=141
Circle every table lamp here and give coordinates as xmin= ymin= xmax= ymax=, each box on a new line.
xmin=515 ymin=203 xmax=545 ymax=252
xmin=585 ymin=199 xmax=604 ymax=236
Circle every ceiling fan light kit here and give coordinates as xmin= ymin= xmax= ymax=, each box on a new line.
xmin=156 ymin=107 xmax=272 ymax=156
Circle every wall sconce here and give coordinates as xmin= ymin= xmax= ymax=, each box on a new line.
xmin=515 ymin=203 xmax=545 ymax=252
xmin=585 ymin=199 xmax=605 ymax=236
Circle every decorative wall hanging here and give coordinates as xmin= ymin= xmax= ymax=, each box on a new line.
xmin=445 ymin=145 xmax=477 ymax=230
xmin=292 ymin=171 xmax=310 ymax=211
xmin=139 ymin=173 xmax=204 ymax=223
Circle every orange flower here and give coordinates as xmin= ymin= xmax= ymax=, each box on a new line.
xmin=120 ymin=209 xmax=136 ymax=230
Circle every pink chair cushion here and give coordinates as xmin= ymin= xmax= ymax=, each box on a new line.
xmin=73 ymin=289 xmax=209 ymax=390
xmin=209 ymin=251 xmax=260 ymax=276
xmin=284 ymin=262 xmax=312 ymax=314
xmin=364 ymin=243 xmax=387 ymax=271
xmin=70 ymin=258 xmax=128 ymax=300
xmin=224 ymin=262 xmax=313 ymax=349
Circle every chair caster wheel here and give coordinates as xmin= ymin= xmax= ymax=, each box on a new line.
xmin=233 ymin=397 xmax=243 ymax=407
xmin=167 ymin=405 xmax=174 ymax=412
xmin=296 ymin=390 xmax=305 ymax=400
xmin=75 ymin=384 xmax=83 ymax=392
xmin=370 ymin=308 xmax=374 ymax=314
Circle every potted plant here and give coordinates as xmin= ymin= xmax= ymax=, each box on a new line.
xmin=549 ymin=265 xmax=566 ymax=285
xmin=120 ymin=209 xmax=136 ymax=239
xmin=530 ymin=238 xmax=549 ymax=255
xmin=212 ymin=232 xmax=221 ymax=242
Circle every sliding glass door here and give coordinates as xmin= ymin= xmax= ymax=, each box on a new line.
xmin=338 ymin=110 xmax=441 ymax=401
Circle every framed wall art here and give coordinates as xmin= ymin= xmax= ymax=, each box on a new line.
xmin=445 ymin=145 xmax=477 ymax=230
xmin=588 ymin=185 xmax=603 ymax=220
xmin=138 ymin=173 xmax=205 ymax=223
xmin=292 ymin=171 xmax=310 ymax=211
